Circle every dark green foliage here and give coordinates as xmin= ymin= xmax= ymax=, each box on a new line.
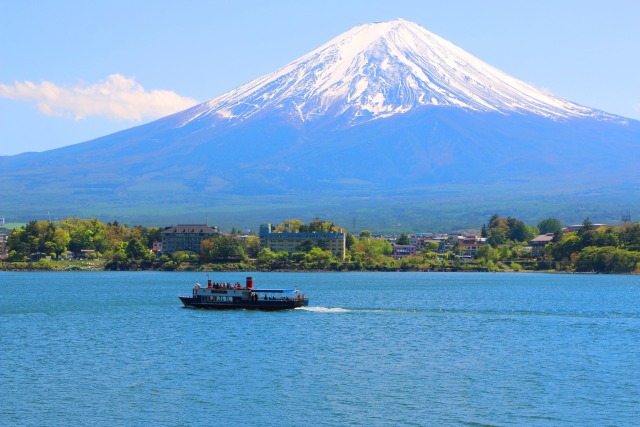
xmin=619 ymin=223 xmax=640 ymax=251
xmin=578 ymin=217 xmax=594 ymax=235
xmin=486 ymin=214 xmax=534 ymax=246
xmin=550 ymin=235 xmax=581 ymax=260
xmin=487 ymin=226 xmax=507 ymax=247
xmin=299 ymin=218 xmax=336 ymax=233
xmin=296 ymin=239 xmax=316 ymax=253
xmin=201 ymin=235 xmax=245 ymax=261
xmin=546 ymin=222 xmax=640 ymax=272
xmin=538 ymin=218 xmax=562 ymax=234
xmin=575 ymin=247 xmax=640 ymax=273
xmin=104 ymin=251 xmax=132 ymax=270
xmin=396 ymin=233 xmax=410 ymax=245
xmin=508 ymin=220 xmax=529 ymax=242
xmin=345 ymin=233 xmax=356 ymax=249
xmin=125 ymin=238 xmax=148 ymax=260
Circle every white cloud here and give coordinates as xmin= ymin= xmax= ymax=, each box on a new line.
xmin=0 ymin=74 xmax=199 ymax=121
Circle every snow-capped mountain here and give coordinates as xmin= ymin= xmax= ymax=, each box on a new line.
xmin=181 ymin=18 xmax=616 ymax=126
xmin=1 ymin=19 xmax=639 ymax=228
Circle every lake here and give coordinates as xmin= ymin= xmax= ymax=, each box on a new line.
xmin=1 ymin=271 xmax=639 ymax=426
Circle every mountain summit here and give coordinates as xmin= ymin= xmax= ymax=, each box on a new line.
xmin=182 ymin=18 xmax=614 ymax=127
xmin=1 ymin=19 xmax=639 ymax=229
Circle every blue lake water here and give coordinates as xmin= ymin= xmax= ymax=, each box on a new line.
xmin=1 ymin=271 xmax=639 ymax=426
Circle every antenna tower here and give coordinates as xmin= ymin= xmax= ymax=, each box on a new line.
xmin=622 ymin=211 xmax=631 ymax=223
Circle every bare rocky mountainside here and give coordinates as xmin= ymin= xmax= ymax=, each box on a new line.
xmin=2 ymin=19 xmax=639 ymax=229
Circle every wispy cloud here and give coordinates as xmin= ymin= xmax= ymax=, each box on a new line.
xmin=0 ymin=74 xmax=199 ymax=121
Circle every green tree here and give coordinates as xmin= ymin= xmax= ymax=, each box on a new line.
xmin=243 ymin=236 xmax=261 ymax=258
xmin=296 ymin=239 xmax=315 ymax=253
xmin=359 ymin=230 xmax=372 ymax=239
xmin=172 ymin=251 xmax=191 ymax=263
xmin=316 ymin=238 xmax=330 ymax=250
xmin=256 ymin=248 xmax=277 ymax=268
xmin=125 ymin=238 xmax=148 ymax=260
xmin=576 ymin=246 xmax=640 ymax=273
xmin=142 ymin=227 xmax=162 ymax=249
xmin=538 ymin=218 xmax=562 ymax=234
xmin=426 ymin=241 xmax=440 ymax=252
xmin=550 ymin=234 xmax=581 ymax=261
xmin=303 ymin=217 xmax=335 ymax=233
xmin=477 ymin=245 xmax=499 ymax=262
xmin=61 ymin=217 xmax=108 ymax=253
xmin=345 ymin=233 xmax=356 ymax=249
xmin=104 ymin=250 xmax=131 ymax=270
xmin=52 ymin=228 xmax=71 ymax=255
xmin=274 ymin=219 xmax=305 ymax=232
xmin=507 ymin=218 xmax=533 ymax=242
xmin=202 ymin=235 xmax=245 ymax=260
xmin=396 ymin=233 xmax=410 ymax=245
xmin=303 ymin=247 xmax=332 ymax=269
xmin=488 ymin=227 xmax=507 ymax=247
xmin=7 ymin=228 xmax=28 ymax=257
xmin=619 ymin=223 xmax=640 ymax=251
xmin=578 ymin=217 xmax=594 ymax=235
xmin=497 ymin=245 xmax=512 ymax=260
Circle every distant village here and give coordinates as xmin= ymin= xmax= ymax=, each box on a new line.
xmin=2 ymin=214 xmax=638 ymax=273
xmin=151 ymin=222 xmax=563 ymax=261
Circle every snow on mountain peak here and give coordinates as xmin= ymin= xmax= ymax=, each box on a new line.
xmin=183 ymin=18 xmax=614 ymax=126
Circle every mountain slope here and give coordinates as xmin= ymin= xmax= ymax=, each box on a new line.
xmin=1 ymin=19 xmax=639 ymax=229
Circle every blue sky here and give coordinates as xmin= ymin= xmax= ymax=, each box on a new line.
xmin=1 ymin=0 xmax=638 ymax=156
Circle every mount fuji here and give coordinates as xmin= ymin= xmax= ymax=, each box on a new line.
xmin=185 ymin=18 xmax=617 ymax=124
xmin=2 ymin=19 xmax=639 ymax=229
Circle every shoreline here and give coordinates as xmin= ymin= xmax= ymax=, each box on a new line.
xmin=0 ymin=264 xmax=614 ymax=274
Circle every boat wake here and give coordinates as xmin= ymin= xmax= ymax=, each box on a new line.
xmin=298 ymin=306 xmax=352 ymax=313
xmin=299 ymin=306 xmax=420 ymax=314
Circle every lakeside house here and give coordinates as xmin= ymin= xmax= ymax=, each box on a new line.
xmin=382 ymin=233 xmax=489 ymax=260
xmin=391 ymin=245 xmax=417 ymax=260
xmin=161 ymin=224 xmax=220 ymax=255
xmin=530 ymin=233 xmax=555 ymax=257
xmin=458 ymin=236 xmax=486 ymax=258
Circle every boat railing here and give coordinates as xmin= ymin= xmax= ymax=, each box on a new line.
xmin=250 ymin=290 xmax=307 ymax=302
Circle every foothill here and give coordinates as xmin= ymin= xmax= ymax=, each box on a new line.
xmin=1 ymin=214 xmax=639 ymax=274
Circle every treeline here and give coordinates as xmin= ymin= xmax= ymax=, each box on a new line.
xmin=471 ymin=215 xmax=640 ymax=273
xmin=543 ymin=218 xmax=640 ymax=273
xmin=3 ymin=216 xmax=640 ymax=273
xmin=5 ymin=218 xmax=163 ymax=269
xmin=2 ymin=217 xmax=399 ymax=271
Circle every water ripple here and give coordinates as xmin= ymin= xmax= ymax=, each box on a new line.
xmin=1 ymin=271 xmax=639 ymax=426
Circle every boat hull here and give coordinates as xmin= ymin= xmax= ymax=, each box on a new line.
xmin=179 ymin=296 xmax=309 ymax=311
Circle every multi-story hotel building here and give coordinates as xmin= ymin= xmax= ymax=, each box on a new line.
xmin=259 ymin=224 xmax=346 ymax=260
xmin=161 ymin=224 xmax=219 ymax=255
